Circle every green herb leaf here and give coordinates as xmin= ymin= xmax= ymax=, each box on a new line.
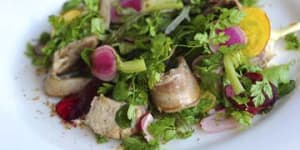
xmin=240 ymin=0 xmax=258 ymax=6
xmin=250 ymin=80 xmax=273 ymax=107
xmin=62 ymin=0 xmax=82 ymax=13
xmin=95 ymin=134 xmax=108 ymax=144
xmin=231 ymin=110 xmax=252 ymax=127
xmin=25 ymin=43 xmax=50 ymax=67
xmin=262 ymin=64 xmax=291 ymax=86
xmin=278 ymin=80 xmax=296 ymax=97
xmin=148 ymin=117 xmax=177 ymax=142
xmin=91 ymin=18 xmax=106 ymax=40
xmin=83 ymin=0 xmax=99 ymax=12
xmin=215 ymin=8 xmax=245 ymax=29
xmin=127 ymin=104 xmax=136 ymax=121
xmin=97 ymin=83 xmax=114 ymax=95
xmin=113 ymin=80 xmax=130 ymax=101
xmin=115 ymin=104 xmax=132 ymax=129
xmin=284 ymin=33 xmax=300 ymax=50
xmin=122 ymin=136 xmax=161 ymax=150
xmin=232 ymin=96 xmax=249 ymax=105
xmin=80 ymin=48 xmax=93 ymax=67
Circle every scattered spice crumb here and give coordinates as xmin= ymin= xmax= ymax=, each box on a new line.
xmin=35 ymin=67 xmax=48 ymax=76
xmin=32 ymin=96 xmax=40 ymax=101
xmin=36 ymin=109 xmax=43 ymax=115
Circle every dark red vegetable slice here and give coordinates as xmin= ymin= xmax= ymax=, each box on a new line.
xmin=56 ymin=79 xmax=102 ymax=122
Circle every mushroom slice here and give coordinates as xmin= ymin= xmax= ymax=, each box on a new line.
xmin=44 ymin=36 xmax=99 ymax=97
xmin=151 ymin=57 xmax=201 ymax=113
xmin=85 ymin=96 xmax=145 ymax=139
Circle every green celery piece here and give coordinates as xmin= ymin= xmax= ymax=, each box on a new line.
xmin=224 ymin=55 xmax=245 ymax=94
xmin=118 ymin=59 xmax=147 ymax=74
xmin=142 ymin=0 xmax=183 ymax=12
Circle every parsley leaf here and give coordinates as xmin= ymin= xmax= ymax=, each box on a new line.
xmin=278 ymin=80 xmax=296 ymax=97
xmin=113 ymin=80 xmax=130 ymax=101
xmin=144 ymin=34 xmax=173 ymax=88
xmin=91 ymin=18 xmax=106 ymax=40
xmin=115 ymin=104 xmax=132 ymax=129
xmin=148 ymin=117 xmax=177 ymax=143
xmin=83 ymin=0 xmax=99 ymax=12
xmin=127 ymin=104 xmax=136 ymax=121
xmin=215 ymin=8 xmax=245 ymax=30
xmin=233 ymin=96 xmax=249 ymax=105
xmin=97 ymin=83 xmax=114 ymax=95
xmin=284 ymin=33 xmax=300 ymax=50
xmin=231 ymin=110 xmax=252 ymax=127
xmin=262 ymin=64 xmax=291 ymax=86
xmin=240 ymin=0 xmax=258 ymax=6
xmin=62 ymin=0 xmax=82 ymax=13
xmin=250 ymin=80 xmax=273 ymax=107
xmin=122 ymin=136 xmax=161 ymax=150
xmin=95 ymin=134 xmax=108 ymax=144
xmin=80 ymin=48 xmax=93 ymax=67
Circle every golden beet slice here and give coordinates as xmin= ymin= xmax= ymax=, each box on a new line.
xmin=239 ymin=7 xmax=271 ymax=57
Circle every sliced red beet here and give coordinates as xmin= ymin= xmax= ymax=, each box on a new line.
xmin=91 ymin=45 xmax=117 ymax=81
xmin=244 ymin=72 xmax=263 ymax=83
xmin=56 ymin=95 xmax=80 ymax=122
xmin=56 ymin=79 xmax=102 ymax=122
xmin=68 ymin=79 xmax=102 ymax=120
xmin=224 ymin=83 xmax=279 ymax=115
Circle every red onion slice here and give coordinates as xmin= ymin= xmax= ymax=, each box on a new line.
xmin=200 ymin=110 xmax=238 ymax=133
xmin=137 ymin=113 xmax=154 ymax=141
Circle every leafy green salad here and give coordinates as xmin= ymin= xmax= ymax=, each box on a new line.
xmin=26 ymin=0 xmax=300 ymax=149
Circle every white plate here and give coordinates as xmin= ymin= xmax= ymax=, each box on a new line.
xmin=1 ymin=0 xmax=300 ymax=149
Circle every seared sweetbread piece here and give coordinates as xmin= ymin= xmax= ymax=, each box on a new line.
xmin=85 ymin=95 xmax=145 ymax=139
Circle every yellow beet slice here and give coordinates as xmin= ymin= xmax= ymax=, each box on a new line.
xmin=239 ymin=7 xmax=271 ymax=57
xmin=61 ymin=9 xmax=81 ymax=23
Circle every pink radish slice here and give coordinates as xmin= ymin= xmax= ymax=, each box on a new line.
xmin=111 ymin=8 xmax=121 ymax=23
xmin=91 ymin=45 xmax=117 ymax=81
xmin=210 ymin=26 xmax=247 ymax=52
xmin=137 ymin=113 xmax=154 ymax=141
xmin=121 ymin=0 xmax=142 ymax=12
xmin=219 ymin=26 xmax=248 ymax=46
xmin=200 ymin=110 xmax=238 ymax=133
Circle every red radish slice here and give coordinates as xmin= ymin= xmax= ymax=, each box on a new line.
xmin=121 ymin=0 xmax=142 ymax=12
xmin=137 ymin=113 xmax=154 ymax=141
xmin=200 ymin=110 xmax=238 ymax=133
xmin=91 ymin=45 xmax=117 ymax=81
xmin=210 ymin=26 xmax=247 ymax=52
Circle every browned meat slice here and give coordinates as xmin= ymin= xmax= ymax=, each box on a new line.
xmin=85 ymin=96 xmax=145 ymax=139
xmin=151 ymin=57 xmax=201 ymax=113
xmin=44 ymin=36 xmax=98 ymax=97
